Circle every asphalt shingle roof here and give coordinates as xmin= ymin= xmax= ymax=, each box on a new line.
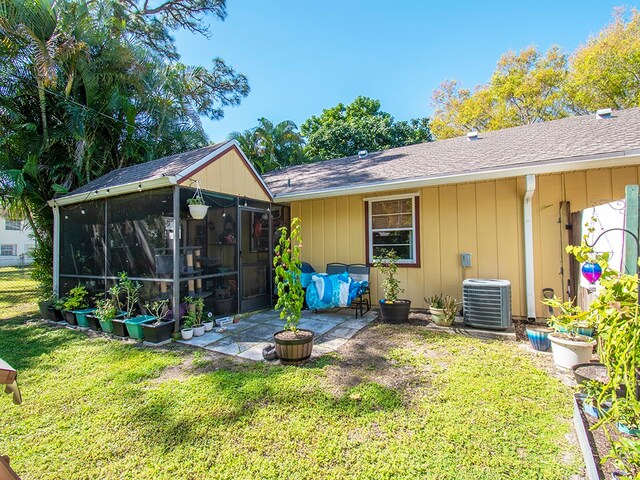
xmin=67 ymin=143 xmax=224 ymax=197
xmin=263 ymin=108 xmax=640 ymax=197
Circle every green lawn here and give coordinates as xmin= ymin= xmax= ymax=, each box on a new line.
xmin=0 ymin=317 xmax=582 ymax=479
xmin=0 ymin=266 xmax=37 ymax=319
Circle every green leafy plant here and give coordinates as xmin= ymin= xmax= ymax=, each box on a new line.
xmin=181 ymin=314 xmax=194 ymax=330
xmin=564 ymin=230 xmax=640 ymax=470
xmin=183 ymin=296 xmax=204 ymax=326
xmin=63 ymin=285 xmax=89 ymax=311
xmin=603 ymin=437 xmax=640 ymax=478
xmin=187 ymin=196 xmax=206 ymax=205
xmin=94 ymin=297 xmax=117 ymax=322
xmin=145 ymin=299 xmax=169 ymax=325
xmin=373 ymin=249 xmax=403 ymax=303
xmin=425 ymin=294 xmax=444 ymax=309
xmin=580 ymin=380 xmax=606 ymax=408
xmin=273 ymin=217 xmax=304 ymax=332
xmin=111 ymin=272 xmax=141 ymax=319
xmin=542 ymin=295 xmax=595 ymax=341
xmin=53 ymin=296 xmax=67 ymax=310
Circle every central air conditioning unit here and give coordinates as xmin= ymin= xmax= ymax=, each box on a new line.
xmin=463 ymin=278 xmax=511 ymax=330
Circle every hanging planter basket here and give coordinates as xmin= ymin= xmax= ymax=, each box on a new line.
xmin=187 ymin=181 xmax=209 ymax=220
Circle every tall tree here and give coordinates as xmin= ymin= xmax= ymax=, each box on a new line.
xmin=0 ymin=0 xmax=249 ymax=296
xmin=431 ymin=46 xmax=569 ymax=139
xmin=301 ymin=96 xmax=432 ymax=160
xmin=229 ymin=118 xmax=305 ymax=173
xmin=567 ymin=8 xmax=640 ymax=113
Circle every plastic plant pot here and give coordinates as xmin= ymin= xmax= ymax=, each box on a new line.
xmin=48 ymin=306 xmax=65 ymax=322
xmin=85 ymin=314 xmax=102 ymax=331
xmin=73 ymin=308 xmax=96 ymax=328
xmin=64 ymin=310 xmax=77 ymax=325
xmin=124 ymin=315 xmax=156 ymax=340
xmin=98 ymin=318 xmax=114 ymax=334
xmin=141 ymin=321 xmax=174 ymax=344
xmin=111 ymin=318 xmax=129 ymax=337
xmin=617 ymin=422 xmax=640 ymax=437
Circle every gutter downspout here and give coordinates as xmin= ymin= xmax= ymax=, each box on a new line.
xmin=524 ymin=174 xmax=536 ymax=321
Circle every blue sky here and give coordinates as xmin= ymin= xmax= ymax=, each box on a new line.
xmin=174 ymin=0 xmax=636 ymax=143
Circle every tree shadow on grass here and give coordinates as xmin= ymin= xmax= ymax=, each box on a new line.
xmin=125 ymin=359 xmax=404 ymax=452
xmin=0 ymin=317 xmax=78 ymax=370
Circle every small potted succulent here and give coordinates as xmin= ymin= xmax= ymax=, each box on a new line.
xmin=426 ymin=294 xmax=457 ymax=326
xmin=63 ymin=285 xmax=92 ymax=326
xmin=187 ymin=182 xmax=209 ymax=220
xmin=92 ymin=297 xmax=118 ymax=333
xmin=141 ymin=300 xmax=173 ymax=344
xmin=273 ymin=218 xmax=313 ymax=365
xmin=542 ymin=296 xmax=596 ymax=369
xmin=181 ymin=316 xmax=194 ymax=340
xmin=374 ymin=249 xmax=411 ymax=323
xmin=203 ymin=312 xmax=215 ymax=332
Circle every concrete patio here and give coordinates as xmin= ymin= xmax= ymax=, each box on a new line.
xmin=177 ymin=309 xmax=377 ymax=361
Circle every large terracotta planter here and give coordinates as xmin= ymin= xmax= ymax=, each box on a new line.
xmin=274 ymin=329 xmax=314 ymax=365
xmin=379 ymin=299 xmax=411 ymax=324
xmin=549 ymin=333 xmax=596 ymax=369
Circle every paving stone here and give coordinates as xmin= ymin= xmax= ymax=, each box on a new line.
xmin=204 ymin=339 xmax=248 ymax=355
xmin=314 ymin=336 xmax=349 ymax=350
xmin=297 ymin=320 xmax=337 ymax=335
xmin=326 ymin=326 xmax=360 ymax=339
xmin=238 ymin=344 xmax=270 ymax=361
xmin=338 ymin=318 xmax=371 ymax=330
xmin=177 ymin=331 xmax=228 ymax=347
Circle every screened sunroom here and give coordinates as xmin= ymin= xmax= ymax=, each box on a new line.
xmin=49 ymin=141 xmax=289 ymax=332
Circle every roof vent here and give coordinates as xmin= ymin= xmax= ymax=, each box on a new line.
xmin=358 ymin=150 xmax=368 ymax=158
xmin=596 ymin=108 xmax=612 ymax=119
xmin=467 ymin=130 xmax=479 ymax=141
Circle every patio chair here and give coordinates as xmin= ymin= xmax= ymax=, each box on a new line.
xmin=347 ymin=264 xmax=371 ymax=317
xmin=326 ymin=263 xmax=348 ymax=275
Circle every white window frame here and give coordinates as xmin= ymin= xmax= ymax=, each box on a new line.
xmin=366 ymin=193 xmax=418 ymax=265
xmin=1 ymin=244 xmax=17 ymax=256
xmin=5 ymin=219 xmax=21 ymax=231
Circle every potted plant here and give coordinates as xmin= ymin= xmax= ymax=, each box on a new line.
xmin=184 ymin=296 xmax=205 ymax=336
xmin=426 ymin=294 xmax=457 ymax=327
xmin=273 ymin=218 xmax=313 ymax=365
xmin=181 ymin=316 xmax=194 ymax=340
xmin=62 ymin=285 xmax=92 ymax=326
xmin=141 ymin=300 xmax=173 ymax=344
xmin=187 ymin=182 xmax=209 ymax=220
xmin=92 ymin=297 xmax=118 ymax=333
xmin=203 ymin=312 xmax=215 ymax=332
xmin=48 ymin=297 xmax=66 ymax=322
xmin=543 ymin=296 xmax=596 ymax=369
xmin=426 ymin=294 xmax=445 ymax=323
xmin=374 ymin=249 xmax=411 ymax=323
xmin=38 ymin=295 xmax=55 ymax=320
xmin=110 ymin=272 xmax=143 ymax=337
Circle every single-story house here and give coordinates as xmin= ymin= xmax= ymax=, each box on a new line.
xmin=50 ymin=107 xmax=640 ymax=323
xmin=263 ymin=107 xmax=640 ymax=320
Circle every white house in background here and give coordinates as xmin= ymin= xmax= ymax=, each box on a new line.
xmin=0 ymin=213 xmax=34 ymax=267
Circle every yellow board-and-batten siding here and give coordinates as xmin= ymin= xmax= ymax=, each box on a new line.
xmin=188 ymin=147 xmax=271 ymax=202
xmin=289 ymin=161 xmax=640 ymax=319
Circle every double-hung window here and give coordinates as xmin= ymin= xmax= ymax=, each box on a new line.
xmin=0 ymin=244 xmax=17 ymax=256
xmin=5 ymin=220 xmax=21 ymax=231
xmin=366 ymin=194 xmax=419 ymax=266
